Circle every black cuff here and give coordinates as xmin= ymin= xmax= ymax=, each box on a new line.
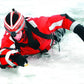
xmin=74 ymin=24 xmax=84 ymax=41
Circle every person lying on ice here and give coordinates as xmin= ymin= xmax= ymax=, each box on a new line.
xmin=0 ymin=8 xmax=83 ymax=69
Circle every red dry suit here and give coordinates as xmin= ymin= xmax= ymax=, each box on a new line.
xmin=1 ymin=14 xmax=75 ymax=56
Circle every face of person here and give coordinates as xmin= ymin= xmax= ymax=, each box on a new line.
xmin=13 ymin=31 xmax=23 ymax=41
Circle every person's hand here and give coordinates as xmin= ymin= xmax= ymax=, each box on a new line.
xmin=10 ymin=53 xmax=28 ymax=67
xmin=0 ymin=49 xmax=28 ymax=69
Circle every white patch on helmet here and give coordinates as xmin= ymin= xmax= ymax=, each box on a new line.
xmin=10 ymin=12 xmax=13 ymax=29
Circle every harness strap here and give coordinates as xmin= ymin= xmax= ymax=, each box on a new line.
xmin=24 ymin=20 xmax=54 ymax=50
xmin=25 ymin=24 xmax=40 ymax=49
xmin=0 ymin=55 xmax=5 ymax=58
xmin=25 ymin=20 xmax=53 ymax=39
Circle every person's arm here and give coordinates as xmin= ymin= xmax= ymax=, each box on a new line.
xmin=48 ymin=14 xmax=84 ymax=41
xmin=0 ymin=31 xmax=28 ymax=69
xmin=61 ymin=14 xmax=84 ymax=41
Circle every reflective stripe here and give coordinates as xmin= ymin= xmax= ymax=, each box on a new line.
xmin=16 ymin=20 xmax=25 ymax=33
xmin=0 ymin=49 xmax=6 ymax=54
xmin=29 ymin=20 xmax=37 ymax=28
xmin=9 ymin=36 xmax=16 ymax=48
xmin=10 ymin=44 xmax=16 ymax=48
xmin=9 ymin=36 xmax=15 ymax=42
xmin=49 ymin=20 xmax=63 ymax=30
xmin=70 ymin=21 xmax=79 ymax=31
xmin=10 ymin=12 xmax=13 ymax=29
xmin=5 ymin=50 xmax=18 ymax=67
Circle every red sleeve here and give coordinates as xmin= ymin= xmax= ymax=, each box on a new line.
xmin=27 ymin=14 xmax=75 ymax=34
xmin=61 ymin=14 xmax=75 ymax=30
xmin=47 ymin=14 xmax=75 ymax=32
xmin=0 ymin=31 xmax=17 ymax=67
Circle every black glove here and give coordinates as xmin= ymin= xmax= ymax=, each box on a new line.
xmin=0 ymin=64 xmax=9 ymax=69
xmin=10 ymin=53 xmax=28 ymax=67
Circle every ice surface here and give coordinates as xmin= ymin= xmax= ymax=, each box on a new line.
xmin=0 ymin=0 xmax=84 ymax=84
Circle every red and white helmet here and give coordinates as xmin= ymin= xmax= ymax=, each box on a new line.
xmin=4 ymin=9 xmax=25 ymax=33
